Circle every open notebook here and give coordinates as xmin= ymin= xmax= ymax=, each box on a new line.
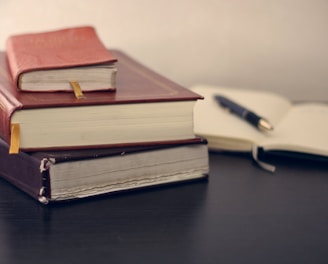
xmin=191 ymin=85 xmax=328 ymax=171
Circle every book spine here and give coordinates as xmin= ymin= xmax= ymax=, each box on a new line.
xmin=0 ymin=138 xmax=49 ymax=203
xmin=0 ymin=55 xmax=22 ymax=144
xmin=5 ymin=37 xmax=19 ymax=86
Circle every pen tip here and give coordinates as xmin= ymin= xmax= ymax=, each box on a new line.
xmin=258 ymin=119 xmax=274 ymax=131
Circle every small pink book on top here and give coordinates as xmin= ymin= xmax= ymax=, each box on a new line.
xmin=6 ymin=26 xmax=117 ymax=92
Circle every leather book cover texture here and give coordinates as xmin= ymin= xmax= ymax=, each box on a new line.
xmin=0 ymin=137 xmax=208 ymax=204
xmin=0 ymin=49 xmax=202 ymax=150
xmin=0 ymin=136 xmax=44 ymax=202
xmin=6 ymin=26 xmax=117 ymax=88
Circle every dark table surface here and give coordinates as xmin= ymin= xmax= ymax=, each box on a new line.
xmin=0 ymin=151 xmax=328 ymax=264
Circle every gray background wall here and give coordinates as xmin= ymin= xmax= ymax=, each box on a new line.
xmin=1 ymin=0 xmax=327 ymax=100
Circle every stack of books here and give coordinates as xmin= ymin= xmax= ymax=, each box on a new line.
xmin=0 ymin=26 xmax=209 ymax=204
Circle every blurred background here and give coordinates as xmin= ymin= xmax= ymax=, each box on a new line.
xmin=1 ymin=0 xmax=327 ymax=100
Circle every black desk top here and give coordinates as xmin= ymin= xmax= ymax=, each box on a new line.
xmin=0 ymin=151 xmax=327 ymax=264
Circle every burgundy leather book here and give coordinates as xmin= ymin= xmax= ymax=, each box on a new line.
xmin=0 ymin=49 xmax=202 ymax=152
xmin=0 ymin=137 xmax=209 ymax=204
xmin=6 ymin=26 xmax=117 ymax=92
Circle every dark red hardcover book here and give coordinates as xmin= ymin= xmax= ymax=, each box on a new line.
xmin=0 ymin=50 xmax=202 ymax=152
xmin=0 ymin=137 xmax=209 ymax=204
xmin=6 ymin=26 xmax=117 ymax=92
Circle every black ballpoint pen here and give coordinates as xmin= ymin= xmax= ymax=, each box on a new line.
xmin=214 ymin=95 xmax=274 ymax=131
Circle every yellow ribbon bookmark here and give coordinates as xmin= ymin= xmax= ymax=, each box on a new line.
xmin=70 ymin=81 xmax=85 ymax=99
xmin=9 ymin=123 xmax=20 ymax=154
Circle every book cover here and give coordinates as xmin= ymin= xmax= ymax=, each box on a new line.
xmin=0 ymin=137 xmax=209 ymax=204
xmin=0 ymin=50 xmax=202 ymax=152
xmin=6 ymin=26 xmax=118 ymax=92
